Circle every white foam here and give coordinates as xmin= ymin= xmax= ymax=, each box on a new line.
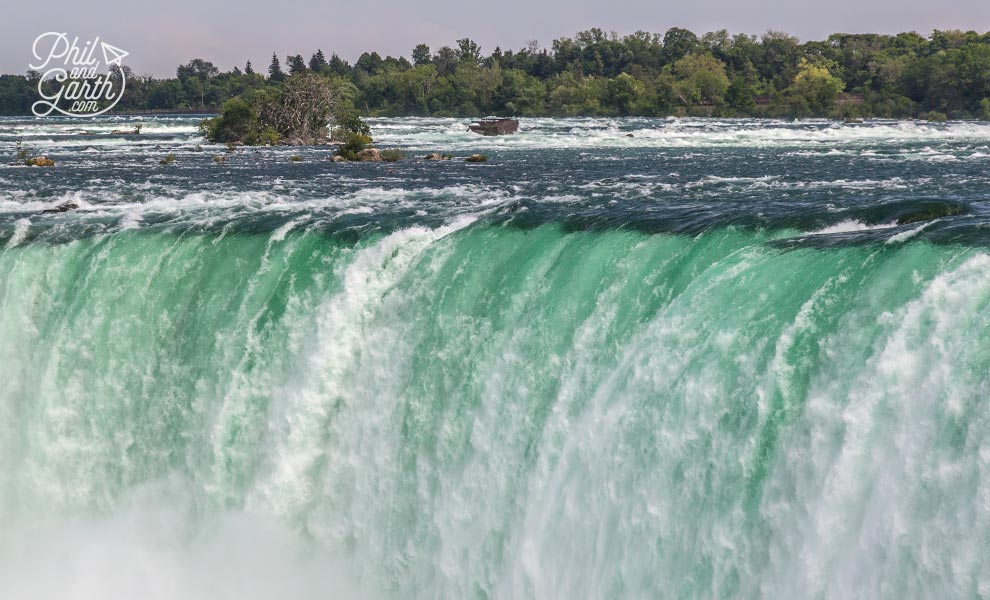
xmin=368 ymin=117 xmax=990 ymax=152
xmin=5 ymin=218 xmax=31 ymax=248
xmin=0 ymin=185 xmax=514 ymax=234
xmin=885 ymin=221 xmax=933 ymax=245
xmin=807 ymin=220 xmax=897 ymax=235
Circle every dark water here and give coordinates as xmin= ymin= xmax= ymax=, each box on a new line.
xmin=3 ymin=115 xmax=990 ymax=242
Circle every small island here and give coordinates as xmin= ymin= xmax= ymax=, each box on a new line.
xmin=201 ymin=74 xmax=498 ymax=162
xmin=200 ymin=73 xmax=353 ymax=146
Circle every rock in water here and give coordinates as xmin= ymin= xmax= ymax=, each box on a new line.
xmin=356 ymin=148 xmax=383 ymax=162
xmin=424 ymin=152 xmax=451 ymax=161
xmin=26 ymin=156 xmax=55 ymax=167
xmin=42 ymin=201 xmax=78 ymax=214
xmin=465 ymin=154 xmax=488 ymax=163
xmin=110 ymin=126 xmax=142 ymax=135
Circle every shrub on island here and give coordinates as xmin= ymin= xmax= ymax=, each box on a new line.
xmin=334 ymin=133 xmax=373 ymax=161
xmin=380 ymin=149 xmax=404 ymax=162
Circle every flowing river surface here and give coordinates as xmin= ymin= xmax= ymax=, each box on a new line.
xmin=2 ymin=115 xmax=990 ymax=599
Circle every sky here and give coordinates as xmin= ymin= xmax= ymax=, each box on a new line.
xmin=2 ymin=0 xmax=989 ymax=77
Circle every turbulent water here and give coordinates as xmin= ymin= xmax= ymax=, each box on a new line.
xmin=2 ymin=115 xmax=990 ymax=599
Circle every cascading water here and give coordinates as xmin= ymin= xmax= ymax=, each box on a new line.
xmin=1 ymin=115 xmax=990 ymax=599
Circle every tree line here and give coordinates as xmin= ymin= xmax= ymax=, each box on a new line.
xmin=2 ymin=27 xmax=990 ymax=119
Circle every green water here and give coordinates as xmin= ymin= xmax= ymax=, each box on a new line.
xmin=2 ymin=220 xmax=988 ymax=598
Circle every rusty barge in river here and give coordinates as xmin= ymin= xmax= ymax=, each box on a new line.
xmin=468 ymin=117 xmax=519 ymax=136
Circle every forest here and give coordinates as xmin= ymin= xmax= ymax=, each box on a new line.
xmin=2 ymin=27 xmax=990 ymax=119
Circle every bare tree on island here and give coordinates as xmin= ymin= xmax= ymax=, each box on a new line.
xmin=202 ymin=73 xmax=344 ymax=146
xmin=262 ymin=74 xmax=338 ymax=145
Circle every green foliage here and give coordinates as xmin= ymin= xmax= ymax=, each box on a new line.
xmin=0 ymin=74 xmax=36 ymax=115
xmin=726 ymin=76 xmax=757 ymax=112
xmin=548 ymin=72 xmax=605 ymax=115
xmin=290 ymin=155 xmax=303 ymax=161
xmin=412 ymin=44 xmax=432 ymax=66
xmin=923 ymin=111 xmax=948 ymax=122
xmin=268 ymin=52 xmax=285 ymax=82
xmin=334 ymin=113 xmax=371 ymax=139
xmin=200 ymin=97 xmax=258 ymax=144
xmin=786 ymin=58 xmax=844 ymax=115
xmin=604 ymin=73 xmax=644 ymax=114
xmin=159 ymin=153 xmax=176 ymax=165
xmin=334 ymin=133 xmax=372 ymax=161
xmin=456 ymin=39 xmax=483 ymax=65
xmin=309 ymin=50 xmax=328 ymax=73
xmin=496 ymin=69 xmax=546 ymax=115
xmin=662 ymin=27 xmax=701 ymax=64
xmin=380 ymin=148 xmax=404 ymax=162
xmin=7 ymin=28 xmax=990 ymax=119
xmin=865 ymin=91 xmax=915 ymax=118
xmin=287 ymin=55 xmax=307 ymax=75
xmin=258 ymin=126 xmax=281 ymax=145
xmin=673 ymin=53 xmax=731 ymax=105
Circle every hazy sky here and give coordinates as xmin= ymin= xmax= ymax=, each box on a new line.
xmin=3 ymin=0 xmax=989 ymax=76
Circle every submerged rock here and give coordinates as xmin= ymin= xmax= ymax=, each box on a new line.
xmin=42 ymin=201 xmax=78 ymax=214
xmin=896 ymin=203 xmax=967 ymax=225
